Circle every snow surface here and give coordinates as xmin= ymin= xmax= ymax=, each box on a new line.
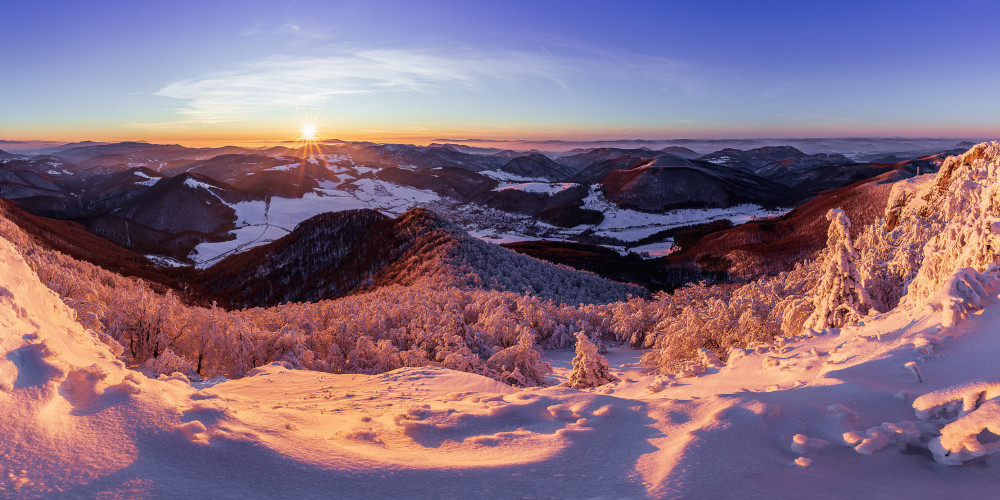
xmin=263 ymin=163 xmax=300 ymax=172
xmin=494 ymin=182 xmax=580 ymax=195
xmin=479 ymin=170 xmax=548 ymax=182
xmin=132 ymin=170 xmax=160 ymax=186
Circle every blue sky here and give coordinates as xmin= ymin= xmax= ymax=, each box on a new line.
xmin=2 ymin=0 xmax=998 ymax=143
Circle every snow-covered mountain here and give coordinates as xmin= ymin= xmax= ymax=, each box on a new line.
xmin=0 ymin=163 xmax=74 ymax=217
xmin=698 ymin=145 xmax=847 ymax=172
xmin=0 ymin=139 xmax=956 ymax=285
xmin=77 ymin=173 xmax=260 ymax=259
xmin=601 ymin=153 xmax=789 ymax=211
xmin=3 ymin=142 xmax=1000 ymax=497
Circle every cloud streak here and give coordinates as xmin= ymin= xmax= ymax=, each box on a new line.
xmin=156 ymin=48 xmax=566 ymax=123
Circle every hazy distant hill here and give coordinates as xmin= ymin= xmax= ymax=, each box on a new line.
xmin=600 ymin=154 xmax=789 ymax=211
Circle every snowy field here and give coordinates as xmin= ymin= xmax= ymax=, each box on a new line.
xmin=494 ymin=182 xmax=581 ymax=195
xmin=478 ymin=169 xmax=548 ymax=182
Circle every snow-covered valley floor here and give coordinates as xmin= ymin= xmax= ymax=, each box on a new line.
xmin=4 ymin=228 xmax=1000 ymax=498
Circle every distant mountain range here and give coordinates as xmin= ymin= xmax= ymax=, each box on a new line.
xmin=0 ymin=138 xmax=966 ymax=301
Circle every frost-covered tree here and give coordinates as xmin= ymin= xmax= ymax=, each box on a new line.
xmin=486 ymin=327 xmax=552 ymax=386
xmin=565 ymin=332 xmax=618 ymax=389
xmin=804 ymin=208 xmax=872 ymax=331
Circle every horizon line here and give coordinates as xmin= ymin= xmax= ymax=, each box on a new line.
xmin=1 ymin=134 xmax=991 ymax=150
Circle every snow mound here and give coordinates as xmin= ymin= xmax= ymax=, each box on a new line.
xmin=0 ymin=236 xmax=196 ymax=496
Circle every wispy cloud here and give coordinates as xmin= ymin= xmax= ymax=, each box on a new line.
xmin=155 ymin=47 xmax=566 ymax=123
xmin=239 ymin=18 xmax=335 ymax=40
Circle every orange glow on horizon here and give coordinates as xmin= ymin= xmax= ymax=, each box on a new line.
xmin=3 ymin=122 xmax=997 ymax=150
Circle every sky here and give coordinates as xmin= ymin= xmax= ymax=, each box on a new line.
xmin=2 ymin=0 xmax=999 ymax=144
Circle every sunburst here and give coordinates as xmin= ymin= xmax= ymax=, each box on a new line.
xmin=299 ymin=122 xmax=318 ymax=141
xmin=292 ymin=116 xmax=326 ymax=173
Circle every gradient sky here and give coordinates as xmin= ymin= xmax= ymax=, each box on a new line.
xmin=2 ymin=0 xmax=999 ymax=144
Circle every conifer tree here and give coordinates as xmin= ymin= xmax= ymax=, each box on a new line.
xmin=566 ymin=332 xmax=619 ymax=389
xmin=804 ymin=208 xmax=872 ymax=331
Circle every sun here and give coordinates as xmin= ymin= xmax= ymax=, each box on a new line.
xmin=300 ymin=122 xmax=318 ymax=141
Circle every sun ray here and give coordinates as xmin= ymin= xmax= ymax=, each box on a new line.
xmin=292 ymin=113 xmax=328 ymax=188
xmin=300 ymin=122 xmax=317 ymax=141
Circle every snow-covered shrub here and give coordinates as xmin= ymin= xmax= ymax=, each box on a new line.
xmin=843 ymin=421 xmax=920 ymax=455
xmin=565 ymin=332 xmax=618 ymax=389
xmin=926 ymin=267 xmax=997 ymax=328
xmin=143 ymin=348 xmax=195 ymax=378
xmin=898 ymin=142 xmax=1000 ymax=305
xmin=637 ymin=268 xmax=816 ymax=372
xmin=486 ymin=328 xmax=552 ymax=386
xmin=913 ymin=377 xmax=1000 ymax=465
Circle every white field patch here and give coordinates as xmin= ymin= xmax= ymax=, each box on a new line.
xmin=495 ymin=182 xmax=580 ymax=195
xmin=263 ymin=163 xmax=300 ymax=172
xmin=132 ymin=170 xmax=161 ymax=186
xmin=627 ymin=240 xmax=677 ymax=257
xmin=468 ymin=229 xmax=544 ymax=245
xmin=322 ymin=153 xmax=354 ymax=165
xmin=479 ymin=169 xmax=549 ymax=182
xmin=189 ymin=178 xmax=441 ymax=268
xmin=704 ymin=155 xmax=735 ymax=165
xmin=144 ymin=254 xmax=188 ymax=267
